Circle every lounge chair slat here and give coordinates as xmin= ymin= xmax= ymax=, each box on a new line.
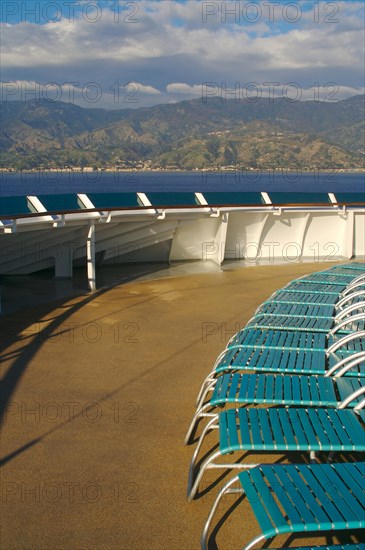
xmin=248 ymin=408 xmax=265 ymax=450
xmin=308 ymin=463 xmax=363 ymax=525
xmin=236 ymin=408 xmax=252 ymax=449
xmin=264 ymin=467 xmax=311 ymax=528
xmin=256 ymin=410 xmax=274 ymax=450
xmin=308 ymin=375 xmax=320 ymax=404
xmin=277 ymin=408 xmax=298 ymax=449
xmin=311 ymin=409 xmax=339 ymax=449
xmin=241 ymin=467 xmax=287 ymax=537
xmin=218 ymin=373 xmax=230 ymax=400
xmin=300 ymin=375 xmax=311 ymax=403
xmin=268 ymin=409 xmax=286 ymax=448
xmin=327 ymin=409 xmax=358 ymax=449
xmin=281 ymin=466 xmax=334 ymax=525
xmin=332 ymin=410 xmax=363 ymax=448
xmin=255 ymin=374 xmax=266 ymax=401
xmin=218 ymin=411 xmax=229 ymax=453
xmin=338 ymin=463 xmax=365 ymax=506
xmin=226 ymin=409 xmax=240 ymax=450
xmin=236 ymin=373 xmax=250 ymax=402
xmin=287 ymin=465 xmax=348 ymax=525
xmin=322 ymin=463 xmax=365 ymax=523
xmin=295 ymin=410 xmax=318 ymax=447
xmin=230 ymin=373 xmax=242 ymax=402
xmin=283 ymin=374 xmax=293 ymax=401
xmin=263 ymin=374 xmax=274 ymax=402
xmin=246 ymin=373 xmax=258 ymax=399
xmin=289 ymin=409 xmax=310 ymax=447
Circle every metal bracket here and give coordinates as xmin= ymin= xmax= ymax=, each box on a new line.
xmin=210 ymin=208 xmax=220 ymax=218
xmin=156 ymin=209 xmax=166 ymax=220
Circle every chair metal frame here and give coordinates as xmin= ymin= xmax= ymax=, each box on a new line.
xmin=200 ymin=462 xmax=365 ymax=550
xmin=187 ymin=387 xmax=365 ymax=500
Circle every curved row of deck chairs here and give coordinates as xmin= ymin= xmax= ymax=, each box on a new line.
xmin=185 ymin=263 xmax=365 ymax=550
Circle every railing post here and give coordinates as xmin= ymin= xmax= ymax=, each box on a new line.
xmin=87 ymin=221 xmax=96 ymax=292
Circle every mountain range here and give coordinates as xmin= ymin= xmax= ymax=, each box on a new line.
xmin=1 ymin=95 xmax=364 ymax=170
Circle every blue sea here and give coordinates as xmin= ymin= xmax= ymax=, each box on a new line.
xmin=0 ymin=170 xmax=364 ymax=196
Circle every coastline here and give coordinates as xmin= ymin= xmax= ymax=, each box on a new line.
xmin=1 ymin=167 xmax=365 ymax=173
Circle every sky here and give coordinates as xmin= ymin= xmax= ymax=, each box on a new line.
xmin=0 ymin=0 xmax=364 ymax=109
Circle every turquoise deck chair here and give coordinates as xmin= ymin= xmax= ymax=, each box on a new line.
xmin=330 ymin=262 xmax=365 ymax=273
xmin=246 ymin=309 xmax=365 ymax=333
xmin=248 ymin=278 xmax=365 ymax=333
xmin=266 ymin=277 xmax=365 ymax=313
xmin=341 ymin=262 xmax=365 ymax=271
xmin=185 ymin=373 xmax=364 ymax=444
xmin=228 ymin=326 xmax=365 ymax=352
xmin=262 ymin=282 xmax=364 ymax=310
xmin=210 ymin=372 xmax=362 ymax=408
xmin=264 ymin=285 xmax=365 ymax=307
xmin=194 ymin=330 xmax=365 ymax=409
xmin=265 ymin=290 xmax=342 ymax=306
xmin=294 ymin=269 xmax=364 ymax=282
xmin=328 ymin=265 xmax=365 ymax=275
xmin=296 ymin=273 xmax=364 ymax=285
xmin=334 ymin=262 xmax=365 ymax=270
xmin=201 ymin=462 xmax=365 ymax=550
xmin=280 ymin=281 xmax=351 ymax=294
xmin=255 ymin=301 xmax=365 ymax=319
xmin=273 ymin=286 xmax=365 ymax=304
xmin=228 ymin=327 xmax=326 ymax=349
xmin=256 ymin=302 xmax=336 ymax=317
xmin=187 ymin=398 xmax=365 ymax=500
xmin=279 ymin=280 xmax=365 ymax=296
xmin=329 ymin=262 xmax=365 ymax=269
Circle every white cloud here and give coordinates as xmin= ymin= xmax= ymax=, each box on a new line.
xmin=128 ymin=82 xmax=161 ymax=95
xmin=0 ymin=0 xmax=364 ymax=108
xmin=166 ymin=83 xmax=202 ymax=96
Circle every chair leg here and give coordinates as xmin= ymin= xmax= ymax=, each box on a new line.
xmin=187 ymin=416 xmax=219 ymax=498
xmin=196 ymin=379 xmax=218 ymax=410
xmin=189 ymin=447 xmax=256 ymax=501
xmin=188 ymin=449 xmax=223 ymax=501
xmin=196 ymin=349 xmax=233 ymax=405
xmin=185 ymin=403 xmax=216 ymax=444
xmin=201 ymin=475 xmax=241 ymax=550
xmin=195 ymin=375 xmax=216 ymax=406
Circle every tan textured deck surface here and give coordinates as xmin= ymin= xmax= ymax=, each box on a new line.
xmin=0 ymin=261 xmax=361 ymax=549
